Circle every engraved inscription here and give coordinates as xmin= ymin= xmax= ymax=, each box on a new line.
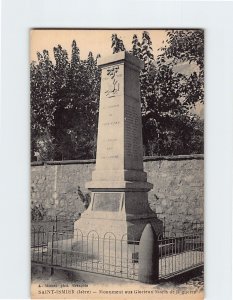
xmin=92 ymin=193 xmax=122 ymax=211
xmin=98 ymin=98 xmax=122 ymax=161
xmin=125 ymin=104 xmax=141 ymax=159
xmin=100 ymin=155 xmax=119 ymax=159
xmin=102 ymin=104 xmax=120 ymax=109
xmin=101 ymin=121 xmax=120 ymax=126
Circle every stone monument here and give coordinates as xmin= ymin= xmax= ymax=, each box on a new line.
xmin=74 ymin=51 xmax=162 ymax=240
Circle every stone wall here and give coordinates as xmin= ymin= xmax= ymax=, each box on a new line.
xmin=31 ymin=155 xmax=204 ymax=232
xmin=144 ymin=155 xmax=204 ymax=232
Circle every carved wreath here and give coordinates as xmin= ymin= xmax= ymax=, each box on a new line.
xmin=105 ymin=66 xmax=120 ymax=97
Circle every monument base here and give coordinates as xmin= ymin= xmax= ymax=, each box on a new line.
xmin=74 ymin=191 xmax=163 ymax=241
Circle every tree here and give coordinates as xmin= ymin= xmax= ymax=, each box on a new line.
xmin=51 ymin=46 xmax=100 ymax=160
xmin=131 ymin=34 xmax=141 ymax=59
xmin=141 ymin=31 xmax=154 ymax=70
xmin=30 ymin=50 xmax=56 ymax=160
xmin=31 ymin=41 xmax=100 ymax=161
xmin=129 ymin=30 xmax=204 ymax=155
xmin=140 ymin=31 xmax=155 ymax=117
xmin=157 ymin=29 xmax=204 ymax=106
xmin=71 ymin=40 xmax=80 ymax=69
xmin=159 ymin=30 xmax=204 ymax=70
xmin=31 ymin=30 xmax=204 ymax=161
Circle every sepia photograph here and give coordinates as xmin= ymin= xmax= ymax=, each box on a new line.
xmin=30 ymin=29 xmax=204 ymax=299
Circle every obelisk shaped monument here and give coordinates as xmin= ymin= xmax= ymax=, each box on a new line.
xmin=75 ymin=52 xmax=162 ymax=240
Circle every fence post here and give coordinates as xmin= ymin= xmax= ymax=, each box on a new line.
xmin=55 ymin=215 xmax=58 ymax=232
xmin=50 ymin=225 xmax=55 ymax=276
xmin=138 ymin=223 xmax=159 ymax=283
xmin=163 ymin=217 xmax=166 ymax=237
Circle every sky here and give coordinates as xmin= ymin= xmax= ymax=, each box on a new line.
xmin=30 ymin=29 xmax=167 ymax=62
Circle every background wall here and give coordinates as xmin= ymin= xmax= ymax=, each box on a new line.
xmin=31 ymin=154 xmax=204 ymax=232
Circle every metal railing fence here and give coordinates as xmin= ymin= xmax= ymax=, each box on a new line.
xmin=31 ymin=225 xmax=203 ymax=282
xmin=158 ymin=230 xmax=204 ymax=279
xmin=31 ymin=226 xmax=139 ymax=280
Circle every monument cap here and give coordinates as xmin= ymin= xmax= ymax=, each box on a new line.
xmin=97 ymin=51 xmax=144 ymax=70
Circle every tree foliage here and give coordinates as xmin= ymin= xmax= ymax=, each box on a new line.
xmin=31 ymin=30 xmax=204 ymax=161
xmin=157 ymin=29 xmax=204 ymax=106
xmin=31 ymin=202 xmax=47 ymax=221
xmin=111 ymin=31 xmax=204 ymax=156
xmin=159 ymin=30 xmax=204 ymax=70
xmin=31 ymin=41 xmax=100 ymax=161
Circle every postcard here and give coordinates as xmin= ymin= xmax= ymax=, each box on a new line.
xmin=30 ymin=29 xmax=204 ymax=299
